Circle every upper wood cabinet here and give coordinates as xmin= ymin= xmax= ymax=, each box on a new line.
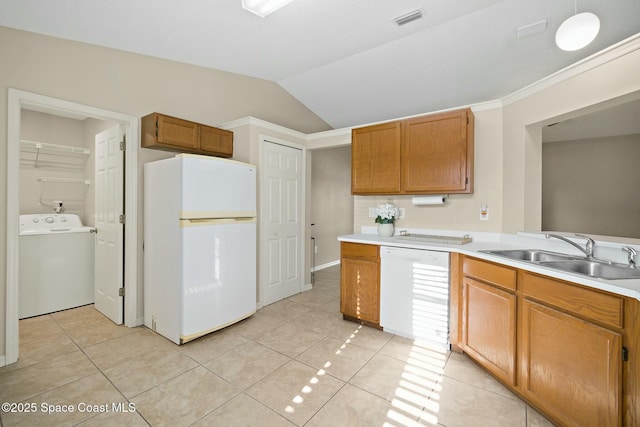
xmin=351 ymin=121 xmax=401 ymax=194
xmin=141 ymin=112 xmax=233 ymax=158
xmin=351 ymin=108 xmax=474 ymax=195
xmin=403 ymin=110 xmax=473 ymax=193
xmin=200 ymin=124 xmax=233 ymax=156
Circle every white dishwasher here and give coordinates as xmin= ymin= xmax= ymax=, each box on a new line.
xmin=380 ymin=246 xmax=450 ymax=350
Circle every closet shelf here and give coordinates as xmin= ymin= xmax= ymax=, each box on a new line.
xmin=20 ymin=139 xmax=90 ymax=156
xmin=38 ymin=177 xmax=90 ymax=185
xmin=37 ymin=176 xmax=90 ymax=207
xmin=20 ymin=139 xmax=90 ymax=169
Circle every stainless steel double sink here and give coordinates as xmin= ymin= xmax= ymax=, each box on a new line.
xmin=480 ymin=249 xmax=640 ymax=280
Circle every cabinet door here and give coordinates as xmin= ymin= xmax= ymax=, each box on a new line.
xmin=200 ymin=125 xmax=233 ymax=157
xmin=351 ymin=122 xmax=401 ymax=194
xmin=463 ymin=277 xmax=516 ymax=386
xmin=340 ymin=258 xmax=379 ymax=324
xmin=156 ymin=114 xmax=200 ymax=151
xmin=521 ymin=299 xmax=621 ymax=427
xmin=402 ymin=110 xmax=470 ymax=193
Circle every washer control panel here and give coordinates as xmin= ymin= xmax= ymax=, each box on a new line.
xmin=19 ymin=214 xmax=84 ymax=233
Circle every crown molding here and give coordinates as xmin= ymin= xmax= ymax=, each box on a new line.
xmin=502 ymin=32 xmax=640 ymax=107
xmin=305 ymin=127 xmax=352 ymax=149
xmin=218 ymin=116 xmax=308 ymax=140
xmin=469 ymin=99 xmax=504 ymax=112
xmin=306 ymin=127 xmax=351 ymax=141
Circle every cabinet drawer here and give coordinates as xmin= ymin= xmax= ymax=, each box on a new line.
xmin=522 ymin=272 xmax=623 ymax=329
xmin=341 ymin=242 xmax=378 ymax=261
xmin=463 ymin=257 xmax=516 ymax=291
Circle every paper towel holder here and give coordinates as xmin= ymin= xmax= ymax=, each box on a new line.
xmin=411 ymin=195 xmax=447 ymax=205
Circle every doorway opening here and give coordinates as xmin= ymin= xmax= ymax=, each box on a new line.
xmin=5 ymin=89 xmax=139 ymax=365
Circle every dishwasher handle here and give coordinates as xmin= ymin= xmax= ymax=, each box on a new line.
xmin=380 ymin=245 xmax=449 ymax=265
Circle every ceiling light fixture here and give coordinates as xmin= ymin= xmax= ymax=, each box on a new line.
xmin=555 ymin=0 xmax=600 ymax=51
xmin=241 ymin=0 xmax=295 ymax=17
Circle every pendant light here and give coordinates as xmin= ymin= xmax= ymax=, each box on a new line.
xmin=241 ymin=0 xmax=295 ymax=17
xmin=555 ymin=0 xmax=600 ymax=51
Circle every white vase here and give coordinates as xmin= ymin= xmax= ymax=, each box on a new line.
xmin=377 ymin=223 xmax=394 ymax=237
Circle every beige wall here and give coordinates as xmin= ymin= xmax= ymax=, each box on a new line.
xmin=542 ymin=134 xmax=640 ymax=238
xmin=310 ymin=146 xmax=353 ymax=266
xmin=0 ymin=26 xmax=329 ymax=359
xmin=502 ymin=46 xmax=640 ymax=233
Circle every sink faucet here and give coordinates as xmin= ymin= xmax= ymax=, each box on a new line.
xmin=545 ymin=233 xmax=595 ymax=258
xmin=622 ymin=247 xmax=637 ymax=268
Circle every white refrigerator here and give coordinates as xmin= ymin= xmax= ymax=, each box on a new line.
xmin=144 ymin=154 xmax=257 ymax=344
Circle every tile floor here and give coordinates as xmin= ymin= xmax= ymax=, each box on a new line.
xmin=0 ymin=266 xmax=555 ymax=426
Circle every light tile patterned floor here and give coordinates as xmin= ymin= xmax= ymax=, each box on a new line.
xmin=0 ymin=266 xmax=555 ymax=426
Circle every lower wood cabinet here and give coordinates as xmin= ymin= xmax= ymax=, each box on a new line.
xmin=520 ymin=298 xmax=621 ymax=427
xmin=462 ymin=258 xmax=517 ymax=386
xmin=463 ymin=277 xmax=516 ymax=386
xmin=340 ymin=242 xmax=380 ymax=327
xmin=459 ymin=256 xmax=631 ymax=427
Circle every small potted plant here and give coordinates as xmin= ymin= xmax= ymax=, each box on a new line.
xmin=375 ymin=203 xmax=400 ymax=237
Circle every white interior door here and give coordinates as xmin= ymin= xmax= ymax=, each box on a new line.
xmin=260 ymin=140 xmax=303 ymax=306
xmin=94 ymin=125 xmax=124 ymax=324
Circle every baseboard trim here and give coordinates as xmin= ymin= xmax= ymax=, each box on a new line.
xmin=311 ymin=260 xmax=340 ymax=272
xmin=0 ymin=354 xmax=6 ymax=367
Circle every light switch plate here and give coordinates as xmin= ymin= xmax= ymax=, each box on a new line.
xmin=480 ymin=204 xmax=489 ymax=221
xmin=369 ymin=207 xmax=377 ymax=218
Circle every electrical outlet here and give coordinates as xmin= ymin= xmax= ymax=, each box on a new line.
xmin=369 ymin=207 xmax=377 ymax=218
xmin=399 ymin=208 xmax=405 ymax=219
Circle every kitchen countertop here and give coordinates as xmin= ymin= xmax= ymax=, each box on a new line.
xmin=339 ymin=229 xmax=640 ymax=301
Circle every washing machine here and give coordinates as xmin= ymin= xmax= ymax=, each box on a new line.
xmin=19 ymin=214 xmax=96 ymax=319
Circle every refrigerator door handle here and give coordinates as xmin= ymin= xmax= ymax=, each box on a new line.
xmin=180 ymin=210 xmax=256 ymax=219
xmin=180 ymin=218 xmax=256 ymax=227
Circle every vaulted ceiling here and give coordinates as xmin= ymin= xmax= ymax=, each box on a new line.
xmin=1 ymin=0 xmax=639 ymax=129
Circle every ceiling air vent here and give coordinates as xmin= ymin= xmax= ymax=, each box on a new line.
xmin=393 ymin=9 xmax=423 ymax=26
xmin=516 ymin=19 xmax=548 ymax=39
